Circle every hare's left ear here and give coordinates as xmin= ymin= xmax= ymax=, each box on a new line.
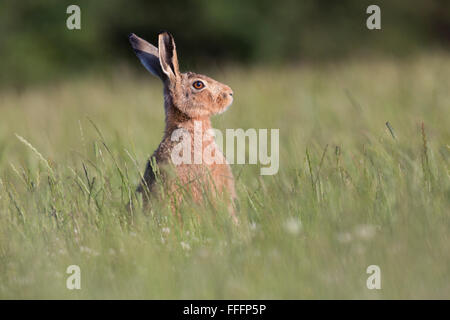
xmin=158 ymin=32 xmax=180 ymax=82
xmin=129 ymin=33 xmax=165 ymax=80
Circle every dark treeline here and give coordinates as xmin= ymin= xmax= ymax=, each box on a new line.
xmin=0 ymin=0 xmax=448 ymax=86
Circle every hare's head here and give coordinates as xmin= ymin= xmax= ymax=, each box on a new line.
xmin=129 ymin=32 xmax=233 ymax=119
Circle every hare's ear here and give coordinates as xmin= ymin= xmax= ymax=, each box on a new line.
xmin=158 ymin=32 xmax=180 ymax=82
xmin=129 ymin=33 xmax=165 ymax=80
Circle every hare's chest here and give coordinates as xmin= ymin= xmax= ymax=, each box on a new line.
xmin=153 ymin=134 xmax=232 ymax=195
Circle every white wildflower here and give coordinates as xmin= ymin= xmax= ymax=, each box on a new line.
xmin=283 ymin=217 xmax=302 ymax=235
xmin=80 ymin=246 xmax=100 ymax=256
xmin=180 ymin=241 xmax=191 ymax=251
xmin=354 ymin=224 xmax=377 ymax=240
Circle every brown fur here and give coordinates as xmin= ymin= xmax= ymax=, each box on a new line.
xmin=129 ymin=32 xmax=237 ymax=221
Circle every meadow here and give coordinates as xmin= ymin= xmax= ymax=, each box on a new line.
xmin=0 ymin=53 xmax=448 ymax=299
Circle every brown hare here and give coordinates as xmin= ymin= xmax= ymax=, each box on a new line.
xmin=129 ymin=31 xmax=237 ymax=222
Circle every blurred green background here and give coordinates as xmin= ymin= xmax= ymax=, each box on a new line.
xmin=0 ymin=0 xmax=449 ymax=87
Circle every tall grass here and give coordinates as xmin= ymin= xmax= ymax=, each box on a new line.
xmin=0 ymin=53 xmax=449 ymax=299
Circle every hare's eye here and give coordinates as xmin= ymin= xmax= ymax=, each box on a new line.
xmin=192 ymin=81 xmax=205 ymax=90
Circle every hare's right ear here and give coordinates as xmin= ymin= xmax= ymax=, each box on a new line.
xmin=129 ymin=33 xmax=165 ymax=80
xmin=158 ymin=32 xmax=180 ymax=83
